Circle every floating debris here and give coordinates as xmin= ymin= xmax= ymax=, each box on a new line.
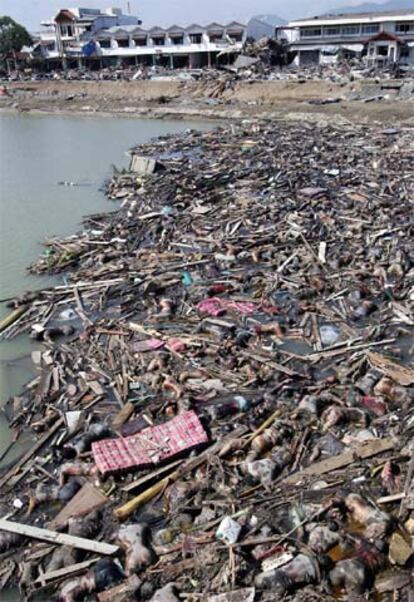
xmin=0 ymin=119 xmax=413 ymax=601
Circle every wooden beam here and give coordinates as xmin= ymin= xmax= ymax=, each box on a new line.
xmin=0 ymin=519 xmax=119 ymax=555
xmin=34 ymin=558 xmax=98 ymax=585
xmin=0 ymin=305 xmax=28 ymax=334
xmin=283 ymin=437 xmax=397 ymax=485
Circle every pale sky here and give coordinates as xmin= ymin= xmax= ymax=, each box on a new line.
xmin=1 ymin=0 xmax=372 ymax=31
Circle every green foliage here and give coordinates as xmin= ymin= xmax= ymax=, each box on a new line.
xmin=0 ymin=16 xmax=32 ymax=58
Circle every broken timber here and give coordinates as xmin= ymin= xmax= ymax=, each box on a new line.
xmin=0 ymin=519 xmax=119 ymax=555
xmin=283 ymin=437 xmax=397 ymax=485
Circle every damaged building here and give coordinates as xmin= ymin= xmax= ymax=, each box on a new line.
xmin=276 ymin=9 xmax=414 ymax=67
xmin=36 ymin=7 xmax=246 ymax=69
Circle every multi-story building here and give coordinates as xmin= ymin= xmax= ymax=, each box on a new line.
xmin=37 ymin=7 xmax=246 ymax=69
xmin=91 ymin=22 xmax=246 ymax=68
xmin=276 ymin=9 xmax=414 ymax=67
xmin=38 ymin=7 xmax=141 ymax=66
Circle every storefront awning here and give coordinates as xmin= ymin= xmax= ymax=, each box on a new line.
xmin=291 ymin=45 xmax=323 ymax=52
xmin=342 ymin=44 xmax=364 ymax=52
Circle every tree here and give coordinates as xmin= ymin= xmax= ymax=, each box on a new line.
xmin=0 ymin=16 xmax=32 ymax=60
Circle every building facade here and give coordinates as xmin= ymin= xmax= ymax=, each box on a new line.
xmin=276 ymin=9 xmax=414 ymax=67
xmin=37 ymin=7 xmax=246 ymax=69
xmin=91 ymin=22 xmax=246 ymax=68
xmin=38 ymin=7 xmax=141 ymax=66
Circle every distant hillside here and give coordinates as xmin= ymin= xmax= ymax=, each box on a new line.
xmin=252 ymin=14 xmax=287 ymax=25
xmin=327 ymin=0 xmax=414 ymax=14
xmin=247 ymin=14 xmax=287 ymax=40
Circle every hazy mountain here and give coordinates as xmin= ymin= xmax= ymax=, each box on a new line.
xmin=247 ymin=15 xmax=287 ymax=40
xmin=252 ymin=14 xmax=287 ymax=25
xmin=327 ymin=0 xmax=414 ymax=14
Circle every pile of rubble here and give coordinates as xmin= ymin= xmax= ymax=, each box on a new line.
xmin=0 ymin=120 xmax=413 ymax=601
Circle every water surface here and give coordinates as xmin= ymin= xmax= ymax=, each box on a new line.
xmin=0 ymin=112 xmax=214 ymax=465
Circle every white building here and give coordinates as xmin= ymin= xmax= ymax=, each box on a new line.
xmin=38 ymin=7 xmax=141 ymax=66
xmin=276 ymin=9 xmax=414 ymax=67
xmin=92 ymin=22 xmax=246 ymax=68
xmin=37 ymin=7 xmax=246 ymax=69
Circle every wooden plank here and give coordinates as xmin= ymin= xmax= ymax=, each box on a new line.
xmin=367 ymin=351 xmax=414 ymax=386
xmin=122 ymin=459 xmax=184 ymax=493
xmin=112 ymin=402 xmax=135 ymax=431
xmin=49 ymin=482 xmax=109 ymax=529
xmin=34 ymin=558 xmax=98 ymax=585
xmin=97 ymin=575 xmax=141 ymax=602
xmin=0 ymin=519 xmax=119 ymax=555
xmin=283 ymin=437 xmax=396 ymax=485
xmin=377 ymin=492 xmax=405 ymax=505
xmin=0 ymin=417 xmax=64 ymax=490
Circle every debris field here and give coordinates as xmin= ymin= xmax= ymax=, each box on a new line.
xmin=0 ymin=120 xmax=413 ymax=602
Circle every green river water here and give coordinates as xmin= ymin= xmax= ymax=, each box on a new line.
xmin=0 ymin=112 xmax=214 ymax=470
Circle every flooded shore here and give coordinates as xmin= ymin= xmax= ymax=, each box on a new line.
xmin=0 ymin=112 xmax=215 ymax=466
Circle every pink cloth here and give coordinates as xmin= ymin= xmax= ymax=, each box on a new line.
xmin=92 ymin=410 xmax=208 ymax=476
xmin=197 ymin=297 xmax=258 ymax=317
xmin=166 ymin=338 xmax=187 ymax=352
xmin=132 ymin=339 xmax=165 ymax=352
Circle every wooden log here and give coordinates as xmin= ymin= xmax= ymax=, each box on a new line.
xmin=115 ymin=470 xmax=180 ymax=521
xmin=0 ymin=305 xmax=28 ymax=334
xmin=115 ymin=428 xmax=248 ymax=521
xmin=0 ymin=519 xmax=119 ymax=555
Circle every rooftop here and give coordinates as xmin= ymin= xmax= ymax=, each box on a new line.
xmin=291 ymin=8 xmax=414 ymax=23
xmin=97 ymin=21 xmax=245 ymax=36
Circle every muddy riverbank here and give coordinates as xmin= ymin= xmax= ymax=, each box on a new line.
xmin=2 ymin=79 xmax=414 ymax=126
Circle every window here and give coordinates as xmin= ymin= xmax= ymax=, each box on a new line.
xmin=99 ymin=39 xmax=111 ymax=48
xmin=400 ymin=45 xmax=410 ymax=58
xmin=341 ymin=25 xmax=360 ymax=36
xmin=170 ymin=36 xmax=184 ymax=45
xmin=209 ymin=33 xmax=224 ymax=42
xmin=228 ymin=32 xmax=243 ymax=42
xmin=377 ymin=45 xmax=388 ymax=56
xmin=61 ymin=25 xmax=74 ymax=37
xmin=151 ymin=36 xmax=165 ymax=46
xmin=134 ymin=37 xmax=147 ymax=46
xmin=189 ymin=33 xmax=202 ymax=44
xmin=117 ymin=38 xmax=129 ymax=48
xmin=396 ymin=22 xmax=414 ymax=33
xmin=361 ymin=24 xmax=380 ymax=34
xmin=300 ymin=27 xmax=322 ymax=38
xmin=324 ymin=27 xmax=340 ymax=36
